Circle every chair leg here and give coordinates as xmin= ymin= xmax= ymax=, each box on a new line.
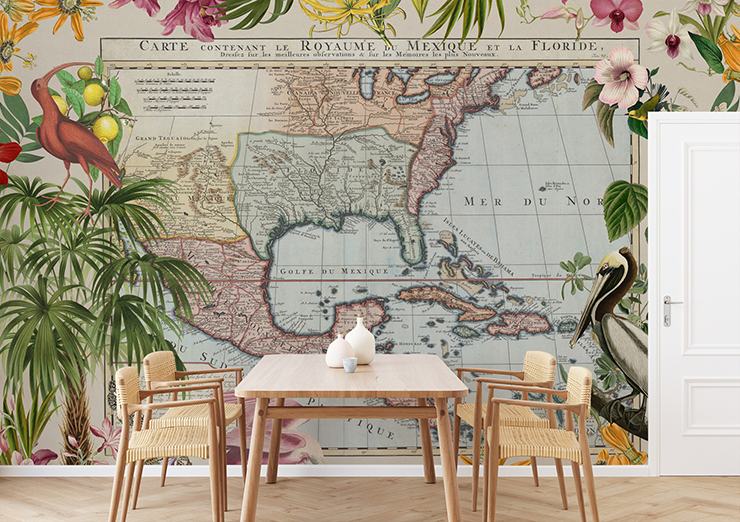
xmin=160 ymin=455 xmax=169 ymax=487
xmin=582 ymin=453 xmax=599 ymax=522
xmin=220 ymin=426 xmax=228 ymax=513
xmin=209 ymin=447 xmax=221 ymax=522
xmin=239 ymin=413 xmax=248 ymax=483
xmin=482 ymin=429 xmax=489 ymax=522
xmin=108 ymin=454 xmax=127 ymax=522
xmin=471 ymin=424 xmax=481 ymax=511
xmin=554 ymin=458 xmax=568 ymax=510
xmin=120 ymin=461 xmax=136 ymax=522
xmin=131 ymin=460 xmax=144 ymax=509
xmin=571 ymin=461 xmax=586 ymax=522
xmin=486 ymin=439 xmax=500 ymax=522
xmin=453 ymin=409 xmax=461 ymax=472
xmin=530 ymin=455 xmax=540 ymax=487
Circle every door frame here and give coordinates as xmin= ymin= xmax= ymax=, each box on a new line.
xmin=647 ymin=112 xmax=740 ymax=477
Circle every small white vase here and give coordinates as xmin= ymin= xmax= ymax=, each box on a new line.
xmin=345 ymin=316 xmax=376 ymax=365
xmin=326 ymin=333 xmax=354 ymax=368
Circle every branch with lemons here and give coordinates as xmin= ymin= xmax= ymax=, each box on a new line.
xmin=34 ymin=56 xmax=135 ymax=182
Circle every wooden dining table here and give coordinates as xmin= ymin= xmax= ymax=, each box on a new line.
xmin=235 ymin=353 xmax=468 ymax=522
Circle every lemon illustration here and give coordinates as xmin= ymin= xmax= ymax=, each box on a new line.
xmin=83 ymin=84 xmax=105 ymax=106
xmin=93 ymin=116 xmax=119 ymax=143
xmin=51 ymin=95 xmax=67 ymax=115
xmin=77 ymin=66 xmax=93 ymax=81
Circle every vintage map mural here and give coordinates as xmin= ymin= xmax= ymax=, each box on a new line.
xmin=105 ymin=40 xmax=632 ymax=456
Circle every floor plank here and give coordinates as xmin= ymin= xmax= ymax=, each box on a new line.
xmin=1 ymin=476 xmax=738 ymax=522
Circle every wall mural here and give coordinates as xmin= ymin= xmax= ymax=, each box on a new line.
xmin=0 ymin=0 xmax=738 ymax=469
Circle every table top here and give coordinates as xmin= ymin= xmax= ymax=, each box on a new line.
xmin=235 ymin=354 xmax=468 ymax=399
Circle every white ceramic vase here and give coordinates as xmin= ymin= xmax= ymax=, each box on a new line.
xmin=345 ymin=316 xmax=375 ymax=365
xmin=326 ymin=332 xmax=354 ymax=368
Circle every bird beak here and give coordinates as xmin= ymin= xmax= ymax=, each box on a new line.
xmin=40 ymin=62 xmax=97 ymax=84
xmin=569 ymin=269 xmax=614 ymax=348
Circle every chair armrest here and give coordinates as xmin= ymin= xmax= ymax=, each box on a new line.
xmin=486 ymin=382 xmax=567 ymax=398
xmin=489 ymin=396 xmax=580 ymax=414
xmin=140 ymin=382 xmax=221 ymax=399
xmin=456 ymin=367 xmax=526 ymax=379
xmin=129 ymin=397 xmax=217 ymax=414
xmin=149 ymin=377 xmax=224 ymax=390
xmin=177 ymin=367 xmax=244 ymax=377
xmin=476 ymin=377 xmax=553 ymax=388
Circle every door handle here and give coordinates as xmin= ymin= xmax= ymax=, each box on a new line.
xmin=663 ymin=295 xmax=683 ymax=327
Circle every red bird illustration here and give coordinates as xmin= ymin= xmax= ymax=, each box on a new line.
xmin=30 ymin=62 xmax=122 ymax=212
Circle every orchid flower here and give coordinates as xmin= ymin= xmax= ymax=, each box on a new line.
xmin=645 ymin=9 xmax=693 ymax=60
xmin=590 ymin=0 xmax=643 ymax=32
xmin=595 ymin=46 xmax=648 ymax=108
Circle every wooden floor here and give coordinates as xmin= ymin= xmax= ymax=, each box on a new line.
xmin=1 ymin=475 xmax=739 ymax=522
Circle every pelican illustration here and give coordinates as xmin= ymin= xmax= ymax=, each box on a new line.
xmin=570 ymin=247 xmax=648 ymax=404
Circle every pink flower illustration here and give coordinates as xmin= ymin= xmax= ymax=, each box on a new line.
xmin=223 ymin=393 xmax=325 ymax=465
xmin=108 ymin=0 xmax=161 ymax=16
xmin=91 ymin=417 xmax=122 ymax=460
xmin=0 ymin=429 xmax=8 ymax=453
xmin=30 ymin=449 xmax=58 ymax=465
xmin=590 ymin=0 xmax=643 ymax=32
xmin=159 ymin=0 xmax=226 ymax=42
xmin=681 ymin=0 xmax=729 ymax=17
xmin=541 ymin=5 xmax=575 ymax=20
xmin=595 ymin=47 xmax=648 ymax=108
xmin=646 ymin=9 xmax=693 ymax=60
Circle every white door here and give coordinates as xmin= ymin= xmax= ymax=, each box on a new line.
xmin=648 ymin=112 xmax=740 ymax=476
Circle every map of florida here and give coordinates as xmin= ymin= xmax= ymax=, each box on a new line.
xmin=230 ymin=128 xmax=423 ymax=265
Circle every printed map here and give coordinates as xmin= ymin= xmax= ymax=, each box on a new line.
xmin=114 ymin=63 xmax=631 ymax=453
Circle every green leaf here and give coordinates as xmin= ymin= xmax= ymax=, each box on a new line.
xmin=94 ymin=56 xmax=104 ymax=77
xmin=412 ymin=0 xmax=429 ymax=20
xmin=106 ymin=113 xmax=124 ymax=159
xmin=32 ymin=115 xmax=43 ymax=127
xmin=108 ymin=77 xmax=122 ymax=108
xmin=21 ymin=142 xmax=42 ymax=152
xmin=582 ymin=79 xmax=603 ymax=111
xmin=88 ymin=165 xmax=100 ymax=183
xmin=56 ymin=70 xmax=77 ymax=89
xmin=649 ymin=67 xmax=659 ymax=77
xmin=15 ymin=153 xmax=44 ymax=163
xmin=602 ymin=180 xmax=649 ymax=242
xmin=3 ymin=93 xmax=30 ymax=129
xmin=628 ymin=116 xmax=648 ymax=139
xmin=595 ymin=101 xmax=616 ymax=147
xmin=0 ymin=117 xmax=20 ymax=142
xmin=730 ymin=100 xmax=739 ymax=112
xmin=689 ymin=32 xmax=725 ymax=74
xmin=63 ymin=88 xmax=85 ymax=118
xmin=559 ymin=261 xmax=569 ymax=271
xmin=71 ymin=79 xmax=86 ymax=95
xmin=114 ymin=98 xmax=132 ymax=117
xmin=712 ymin=81 xmax=736 ymax=111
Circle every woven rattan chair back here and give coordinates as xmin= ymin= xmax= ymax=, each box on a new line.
xmin=115 ymin=366 xmax=141 ymax=420
xmin=143 ymin=351 xmax=178 ymax=387
xmin=521 ymin=351 xmax=557 ymax=384
xmin=565 ymin=365 xmax=592 ymax=416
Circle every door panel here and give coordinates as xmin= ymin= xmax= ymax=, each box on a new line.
xmin=649 ymin=113 xmax=740 ymax=476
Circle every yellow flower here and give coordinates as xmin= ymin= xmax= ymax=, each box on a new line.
xmin=0 ymin=73 xmax=20 ymax=95
xmin=0 ymin=13 xmax=37 ymax=73
xmin=299 ymin=0 xmax=399 ymax=45
xmin=29 ymin=0 xmax=102 ymax=42
xmin=600 ymin=423 xmax=647 ymax=465
xmin=718 ymin=25 xmax=740 ymax=83
xmin=1 ymin=0 xmax=35 ymax=23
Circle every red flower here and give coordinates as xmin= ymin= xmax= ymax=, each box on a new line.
xmin=590 ymin=0 xmax=643 ymax=33
xmin=0 ymin=141 xmax=22 ymax=185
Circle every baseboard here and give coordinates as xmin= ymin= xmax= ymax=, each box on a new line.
xmin=0 ymin=464 xmax=650 ymax=478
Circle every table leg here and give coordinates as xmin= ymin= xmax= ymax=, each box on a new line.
xmin=240 ymin=397 xmax=269 ymax=522
xmin=417 ymin=398 xmax=436 ymax=484
xmin=266 ymin=398 xmax=284 ymax=484
xmin=435 ymin=397 xmax=463 ymax=522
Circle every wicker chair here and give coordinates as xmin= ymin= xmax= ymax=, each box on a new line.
xmin=127 ymin=351 xmax=247 ymax=512
xmin=452 ymin=351 xmax=559 ymax=511
xmin=109 ymin=366 xmax=224 ymax=522
xmin=483 ymin=366 xmax=599 ymax=522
